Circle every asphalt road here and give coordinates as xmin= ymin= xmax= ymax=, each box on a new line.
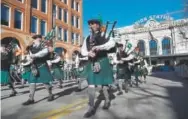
xmin=1 ymin=72 xmax=188 ymax=119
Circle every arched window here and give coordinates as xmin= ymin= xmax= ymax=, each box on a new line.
xmin=149 ymin=40 xmax=157 ymax=55
xmin=162 ymin=38 xmax=171 ymax=55
xmin=137 ymin=40 xmax=145 ymax=56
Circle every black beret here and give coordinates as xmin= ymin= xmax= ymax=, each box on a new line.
xmin=88 ymin=19 xmax=101 ymax=25
xmin=32 ymin=34 xmax=42 ymax=39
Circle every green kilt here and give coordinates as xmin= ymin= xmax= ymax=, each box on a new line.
xmin=72 ymin=68 xmax=77 ymax=77
xmin=76 ymin=64 xmax=89 ymax=79
xmin=51 ymin=65 xmax=64 ymax=80
xmin=117 ymin=66 xmax=131 ymax=80
xmin=29 ymin=63 xmax=53 ymax=83
xmin=0 ymin=70 xmax=10 ymax=84
xmin=140 ymin=67 xmax=148 ymax=76
xmin=87 ymin=57 xmax=113 ymax=85
xmin=21 ymin=67 xmax=31 ymax=80
xmin=22 ymin=71 xmax=31 ymax=81
xmin=134 ymin=65 xmax=141 ymax=76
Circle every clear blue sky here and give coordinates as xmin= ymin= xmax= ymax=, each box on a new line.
xmin=83 ymin=0 xmax=185 ymax=37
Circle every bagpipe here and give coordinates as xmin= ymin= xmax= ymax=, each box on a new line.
xmin=23 ymin=27 xmax=56 ymax=77
xmin=89 ymin=20 xmax=117 ymax=73
xmin=1 ymin=40 xmax=18 ymax=60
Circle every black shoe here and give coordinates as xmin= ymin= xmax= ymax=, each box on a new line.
xmin=76 ymin=88 xmax=82 ymax=92
xmin=138 ymin=80 xmax=143 ymax=84
xmin=129 ymin=84 xmax=133 ymax=87
xmin=58 ymin=85 xmax=63 ymax=89
xmin=22 ymin=99 xmax=34 ymax=105
xmin=83 ymin=109 xmax=95 ymax=118
xmin=47 ymin=95 xmax=54 ymax=102
xmin=103 ymin=101 xmax=111 ymax=110
xmin=125 ymin=89 xmax=128 ymax=93
xmin=117 ymin=91 xmax=123 ymax=95
xmin=9 ymin=91 xmax=17 ymax=97
xmin=19 ymin=86 xmax=24 ymax=89
xmin=135 ymin=83 xmax=139 ymax=87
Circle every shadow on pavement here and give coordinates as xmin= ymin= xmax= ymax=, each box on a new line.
xmin=1 ymin=87 xmax=46 ymax=100
xmin=148 ymin=71 xmax=188 ymax=119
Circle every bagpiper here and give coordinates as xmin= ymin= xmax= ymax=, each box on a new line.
xmin=131 ymin=49 xmax=143 ymax=86
xmin=114 ymin=43 xmax=130 ymax=95
xmin=0 ymin=39 xmax=18 ymax=97
xmin=81 ymin=18 xmax=116 ymax=118
xmin=139 ymin=57 xmax=148 ymax=83
xmin=47 ymin=51 xmax=64 ymax=88
xmin=22 ymin=34 xmax=54 ymax=105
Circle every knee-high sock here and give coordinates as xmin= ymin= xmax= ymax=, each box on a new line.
xmin=118 ymin=79 xmax=124 ymax=92
xmin=21 ymin=79 xmax=25 ymax=86
xmin=9 ymin=83 xmax=16 ymax=92
xmin=144 ymin=75 xmax=146 ymax=80
xmin=44 ymin=83 xmax=52 ymax=96
xmin=29 ymin=83 xmax=36 ymax=100
xmin=103 ymin=86 xmax=110 ymax=102
xmin=87 ymin=86 xmax=95 ymax=110
xmin=124 ymin=79 xmax=129 ymax=90
xmin=58 ymin=79 xmax=62 ymax=86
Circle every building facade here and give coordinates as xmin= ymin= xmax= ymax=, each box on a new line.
xmin=1 ymin=0 xmax=83 ymax=61
xmin=115 ymin=15 xmax=188 ymax=66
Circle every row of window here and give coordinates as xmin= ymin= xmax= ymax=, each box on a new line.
xmin=58 ymin=27 xmax=68 ymax=42
xmin=71 ymin=15 xmax=80 ymax=28
xmin=32 ymin=0 xmax=79 ymax=14
xmin=58 ymin=27 xmax=80 ymax=44
xmin=1 ymin=4 xmax=23 ymax=29
xmin=31 ymin=16 xmax=80 ymax=44
xmin=31 ymin=16 xmax=46 ymax=36
xmin=53 ymin=5 xmax=68 ymax=23
xmin=71 ymin=32 xmax=80 ymax=44
xmin=138 ymin=39 xmax=171 ymax=56
xmin=71 ymin=0 xmax=80 ymax=11
xmin=53 ymin=4 xmax=80 ymax=28
xmin=1 ymin=4 xmax=80 ymax=37
xmin=32 ymin=0 xmax=47 ymax=13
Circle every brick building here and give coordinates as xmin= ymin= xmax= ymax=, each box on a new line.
xmin=1 ymin=0 xmax=83 ymax=61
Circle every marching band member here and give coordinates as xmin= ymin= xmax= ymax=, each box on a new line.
xmin=139 ymin=57 xmax=148 ymax=83
xmin=81 ymin=18 xmax=115 ymax=118
xmin=47 ymin=51 xmax=64 ymax=89
xmin=0 ymin=40 xmax=18 ymax=97
xmin=114 ymin=43 xmax=130 ymax=95
xmin=22 ymin=34 xmax=54 ymax=105
xmin=130 ymin=50 xmax=143 ymax=87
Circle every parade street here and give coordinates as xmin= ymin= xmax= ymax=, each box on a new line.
xmin=1 ymin=72 xmax=188 ymax=119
